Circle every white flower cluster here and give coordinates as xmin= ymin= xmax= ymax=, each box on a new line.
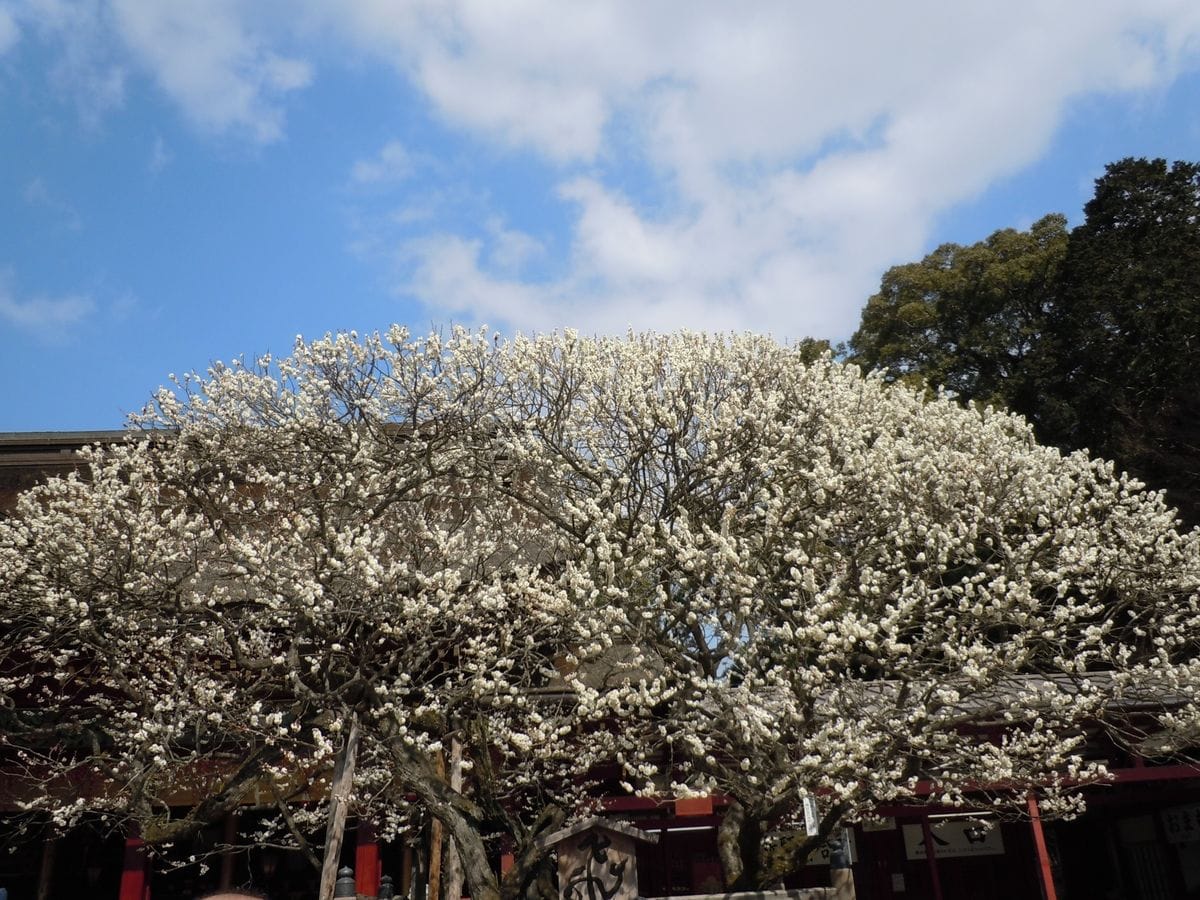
xmin=1 ymin=328 xmax=1196 ymax=889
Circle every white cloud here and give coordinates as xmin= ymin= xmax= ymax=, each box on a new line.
xmin=351 ymin=140 xmax=414 ymax=185
xmin=148 ymin=134 xmax=171 ymax=174
xmin=109 ymin=0 xmax=310 ymax=143
xmin=484 ymin=218 xmax=544 ymax=275
xmin=109 ymin=290 xmax=137 ymax=321
xmin=0 ymin=5 xmax=19 ymax=55
xmin=331 ymin=0 xmax=1200 ymax=337
xmin=23 ymin=177 xmax=82 ymax=231
xmin=0 ymin=271 xmax=95 ymax=339
xmin=14 ymin=1 xmax=1200 ymax=336
xmin=559 ymin=179 xmax=687 ymax=285
xmin=405 ymin=232 xmax=756 ymax=337
xmin=15 ymin=0 xmax=127 ymax=124
xmin=15 ymin=0 xmax=311 ymax=138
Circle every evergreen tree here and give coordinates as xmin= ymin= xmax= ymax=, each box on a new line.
xmin=851 ymin=158 xmax=1200 ymax=525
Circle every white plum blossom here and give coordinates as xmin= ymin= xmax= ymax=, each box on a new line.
xmin=1 ymin=328 xmax=1198 ymax=895
xmin=484 ymin=331 xmax=1200 ymax=889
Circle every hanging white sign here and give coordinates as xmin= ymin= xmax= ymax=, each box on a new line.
xmin=802 ymin=795 xmax=819 ymax=836
xmin=901 ymin=820 xmax=1005 ymax=860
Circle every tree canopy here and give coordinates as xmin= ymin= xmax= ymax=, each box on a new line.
xmin=1041 ymin=158 xmax=1200 ymax=518
xmin=497 ymin=332 xmax=1200 ymax=887
xmin=3 ymin=329 xmax=1199 ymax=895
xmin=850 ymin=158 xmax=1200 ymax=525
xmin=850 ymin=212 xmax=1067 ymax=411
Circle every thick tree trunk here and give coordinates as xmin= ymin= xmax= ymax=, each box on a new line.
xmin=388 ymin=735 xmax=562 ymax=900
xmin=533 ymin=858 xmax=560 ymax=900
xmin=498 ymin=804 xmax=565 ymax=900
xmin=719 ymin=798 xmax=848 ymax=891
xmin=318 ymin=717 xmax=361 ymax=900
xmin=717 ymin=799 xmax=747 ymax=888
xmin=718 ymin=801 xmax=773 ymax=891
xmin=391 ymin=740 xmax=502 ymax=900
xmin=761 ymin=804 xmax=850 ymax=890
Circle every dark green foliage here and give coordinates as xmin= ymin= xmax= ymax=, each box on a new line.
xmin=850 ymin=158 xmax=1200 ymax=525
xmin=1040 ymin=159 xmax=1200 ymax=523
xmin=850 ymin=213 xmax=1067 ymax=411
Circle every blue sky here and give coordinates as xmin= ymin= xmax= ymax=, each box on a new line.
xmin=3 ymin=1 xmax=1200 ymax=431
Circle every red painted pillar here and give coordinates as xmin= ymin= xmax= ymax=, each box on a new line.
xmin=118 ymin=834 xmax=149 ymax=900
xmin=1027 ymin=793 xmax=1059 ymax=900
xmin=356 ymin=822 xmax=381 ymax=897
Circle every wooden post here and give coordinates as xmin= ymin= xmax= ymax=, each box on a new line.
xmin=1027 ymin=793 xmax=1059 ymax=900
xmin=357 ymin=822 xmax=382 ymax=898
xmin=35 ymin=837 xmax=57 ymax=900
xmin=921 ymin=818 xmax=943 ymax=900
xmin=428 ymin=817 xmax=444 ymax=900
xmin=318 ymin=717 xmax=361 ymax=900
xmin=443 ymin=737 xmax=465 ymax=900
xmin=118 ymin=834 xmax=149 ymax=900
xmin=219 ymin=813 xmax=238 ymax=890
xmin=401 ymin=843 xmax=414 ymax=898
xmin=428 ymin=751 xmax=446 ymax=900
xmin=410 ymin=837 xmax=427 ymax=900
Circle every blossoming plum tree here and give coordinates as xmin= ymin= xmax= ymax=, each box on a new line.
xmin=491 ymin=332 xmax=1200 ymax=889
xmin=0 ymin=330 xmax=624 ymax=900
xmin=2 ymin=328 xmax=1198 ymax=896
